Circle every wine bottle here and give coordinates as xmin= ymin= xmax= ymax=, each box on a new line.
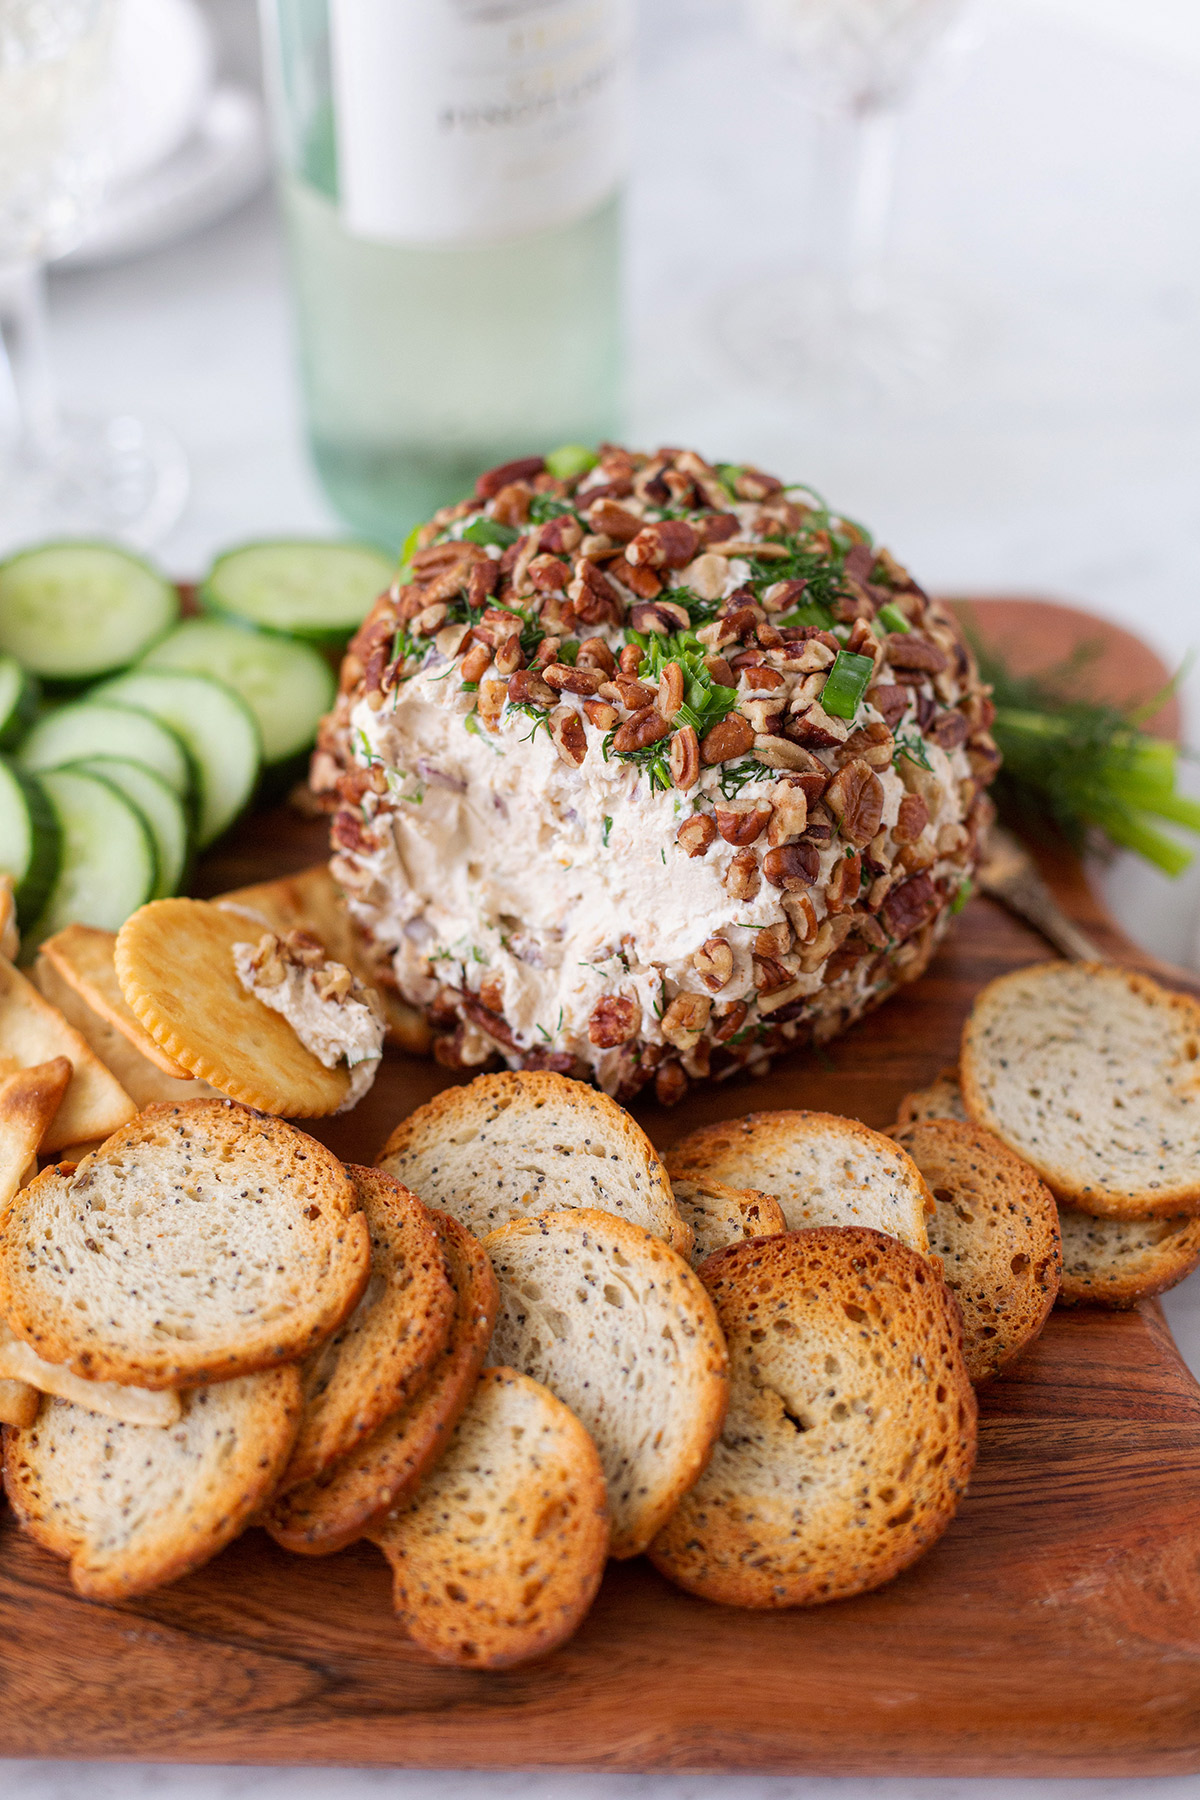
xmin=260 ymin=0 xmax=633 ymax=545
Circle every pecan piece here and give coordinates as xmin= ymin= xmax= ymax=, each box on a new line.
xmin=475 ymin=456 xmax=545 ymax=498
xmin=576 ymin=636 xmax=616 ymax=675
xmin=507 ymin=668 xmax=555 ymax=708
xmin=550 ymin=706 xmax=587 ymax=767
xmin=880 ymin=872 xmax=939 ymax=941
xmin=655 ymin=1061 xmax=689 ymax=1106
xmin=786 ymin=704 xmax=849 ymax=750
xmin=694 ymin=937 xmax=735 ymax=991
xmin=825 ymin=851 xmax=863 ymax=913
xmin=677 ymin=812 xmax=717 ymax=857
xmin=714 ymin=801 xmax=773 ymax=846
xmin=612 ymin=706 xmax=671 ymax=754
xmin=528 ymin=553 xmax=571 ymax=592
xmin=459 ymin=639 xmax=493 ymax=684
xmin=753 ymin=733 xmax=815 ymax=771
xmin=657 ymin=659 xmax=685 ymax=721
xmin=696 ymin=510 xmax=739 ymax=544
xmin=467 ymin=559 xmax=499 ymax=608
xmin=605 ymin=674 xmax=656 ymax=709
xmin=892 ymin=793 xmax=929 ymax=845
xmin=494 ymin=635 xmax=524 ymax=677
xmin=587 ymin=500 xmax=642 ymax=541
xmin=588 ymin=995 xmax=640 ymax=1048
xmin=538 ymin=515 xmax=583 ymax=555
xmin=543 ymin=663 xmax=603 ymax=696
xmin=886 ymin=632 xmax=948 ymax=674
xmin=839 ymin=720 xmax=894 ymax=770
xmin=782 ymin=892 xmax=818 ymax=943
xmin=626 ymin=519 xmax=699 ymax=569
xmin=931 ymin=708 xmax=970 ymax=750
xmin=584 ymin=697 xmax=619 ymax=731
xmin=825 ymin=759 xmax=885 ymax=847
xmin=609 ymin=555 xmax=663 ymax=600
xmin=712 ymin=1003 xmax=748 ymax=1049
xmin=762 ymin=842 xmax=820 ymax=891
xmin=766 ymin=783 xmax=808 ymax=846
xmin=569 ymin=559 xmax=624 ymax=625
xmin=660 ymin=992 xmax=711 ymax=1052
xmin=670 ymin=724 xmax=700 ymax=791
xmin=725 ymin=846 xmax=761 ymax=899
xmin=701 ymin=714 xmax=756 ymax=764
xmin=755 ymin=920 xmax=791 ymax=958
xmin=754 ymin=955 xmax=793 ymax=995
xmin=629 ymin=598 xmax=690 ymax=635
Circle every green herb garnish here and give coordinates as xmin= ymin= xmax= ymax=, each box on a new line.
xmin=463 ymin=518 xmax=519 ymax=548
xmin=968 ymin=632 xmax=1200 ymax=876
xmin=602 ymin=815 xmax=613 ymax=846
xmin=545 ymin=443 xmax=598 ymax=481
xmin=631 ymin=629 xmax=738 ymax=739
xmin=876 ymin=601 xmax=910 ymax=634
xmin=717 ymin=759 xmax=770 ymax=800
xmin=893 ymin=729 xmax=932 ymax=771
xmin=507 ymin=700 xmax=552 ymax=742
xmin=821 ymin=650 xmax=874 ymax=720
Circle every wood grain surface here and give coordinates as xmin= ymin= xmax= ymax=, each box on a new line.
xmin=3 ymin=599 xmax=1199 ymax=1776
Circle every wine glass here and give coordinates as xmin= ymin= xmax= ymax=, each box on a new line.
xmin=0 ymin=0 xmax=188 ymax=549
xmin=713 ymin=0 xmax=966 ymax=403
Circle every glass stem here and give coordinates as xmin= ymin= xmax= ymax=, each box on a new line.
xmin=812 ymin=99 xmax=898 ymax=314
xmin=0 ymin=260 xmax=59 ymax=458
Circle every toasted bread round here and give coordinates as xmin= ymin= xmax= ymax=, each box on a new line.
xmin=0 ymin=1100 xmax=370 ymax=1389
xmin=3 ymin=1365 xmax=300 ymax=1598
xmin=483 ymin=1209 xmax=728 ymax=1559
xmin=895 ymin=1065 xmax=968 ymax=1126
xmin=378 ymin=1071 xmax=691 ymax=1257
xmin=649 ymin=1228 xmax=977 ymax=1608
xmin=263 ymin=1209 xmax=498 ymax=1555
xmin=115 ymin=898 xmax=350 ymax=1116
xmin=369 ymin=1365 xmax=609 ymax=1668
xmin=278 ymin=1166 xmax=455 ymax=1491
xmin=671 ymin=1178 xmax=786 ymax=1267
xmin=889 ymin=1119 xmax=1061 ymax=1382
xmin=666 ymin=1110 xmax=932 ymax=1254
xmin=1058 ymin=1207 xmax=1200 ymax=1307
xmin=960 ymin=962 xmax=1200 ymax=1219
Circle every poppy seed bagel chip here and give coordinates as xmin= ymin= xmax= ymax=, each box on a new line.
xmin=889 ymin=1118 xmax=1061 ymax=1382
xmin=0 ymin=1099 xmax=370 ymax=1389
xmin=3 ymin=1365 xmax=301 ymax=1599
xmin=671 ymin=1176 xmax=786 ymax=1267
xmin=483 ymin=1207 xmax=728 ymax=1559
xmin=276 ymin=1165 xmax=455 ymax=1493
xmin=1057 ymin=1207 xmax=1200 ymax=1307
xmin=960 ymin=962 xmax=1200 ymax=1218
xmin=649 ymin=1227 xmax=976 ymax=1608
xmin=369 ymin=1365 xmax=609 ymax=1669
xmin=377 ymin=1070 xmax=691 ymax=1256
xmin=666 ymin=1109 xmax=933 ymax=1253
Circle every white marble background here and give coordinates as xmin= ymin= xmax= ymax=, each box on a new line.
xmin=6 ymin=1 xmax=1200 ymax=1794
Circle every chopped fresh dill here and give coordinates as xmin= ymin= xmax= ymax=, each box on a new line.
xmin=507 ymin=699 xmax=552 ymax=742
xmin=716 ymin=758 xmax=770 ymax=800
xmin=601 ymin=725 xmax=672 ymax=793
xmin=893 ymin=730 xmax=933 ymax=772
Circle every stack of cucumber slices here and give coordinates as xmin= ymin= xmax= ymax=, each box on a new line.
xmin=0 ymin=537 xmax=394 ymax=950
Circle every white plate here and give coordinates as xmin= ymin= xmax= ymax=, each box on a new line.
xmin=59 ymin=83 xmax=269 ymax=270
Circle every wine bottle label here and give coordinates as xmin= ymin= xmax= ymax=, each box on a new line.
xmin=329 ymin=0 xmax=633 ymax=246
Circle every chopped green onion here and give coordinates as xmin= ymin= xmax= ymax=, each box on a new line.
xmin=463 ymin=518 xmax=520 ymax=549
xmin=557 ymin=639 xmax=580 ymax=666
xmin=545 ymin=443 xmax=598 ymax=481
xmin=602 ymin=815 xmax=612 ymax=847
xmin=778 ymin=601 xmax=835 ymax=631
xmin=950 ymin=880 xmax=972 ymax=914
xmin=821 ymin=650 xmax=875 ymax=720
xmin=877 ymin=602 xmax=910 ymax=634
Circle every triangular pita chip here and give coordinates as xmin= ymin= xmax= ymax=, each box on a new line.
xmin=0 ymin=958 xmax=135 ymax=1152
xmin=32 ymin=954 xmax=219 ymax=1113
xmin=39 ymin=924 xmax=192 ymax=1078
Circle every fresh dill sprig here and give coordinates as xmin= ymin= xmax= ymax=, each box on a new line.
xmin=966 ymin=626 xmax=1200 ymax=876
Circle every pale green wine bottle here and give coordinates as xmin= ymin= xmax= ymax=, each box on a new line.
xmin=259 ymin=0 xmax=632 ymax=545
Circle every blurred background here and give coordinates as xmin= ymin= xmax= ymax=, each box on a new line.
xmin=13 ymin=0 xmax=1197 ymax=959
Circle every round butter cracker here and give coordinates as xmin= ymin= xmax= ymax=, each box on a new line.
xmin=115 ymin=898 xmax=350 ymax=1117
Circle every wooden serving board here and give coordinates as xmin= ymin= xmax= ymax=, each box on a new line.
xmin=4 ymin=600 xmax=1200 ymax=1777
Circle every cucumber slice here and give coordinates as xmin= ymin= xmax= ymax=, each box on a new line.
xmin=201 ymin=540 xmax=395 ymax=643
xmin=95 ymin=668 xmax=261 ymax=847
xmin=30 ymin=769 xmax=156 ymax=943
xmin=142 ymin=617 xmax=335 ymax=766
xmin=0 ymin=759 xmax=60 ymax=928
xmin=0 ymin=656 xmax=40 ymax=750
xmin=19 ymin=700 xmax=194 ymax=801
xmin=69 ymin=757 xmax=190 ymax=898
xmin=0 ymin=542 xmax=177 ymax=682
